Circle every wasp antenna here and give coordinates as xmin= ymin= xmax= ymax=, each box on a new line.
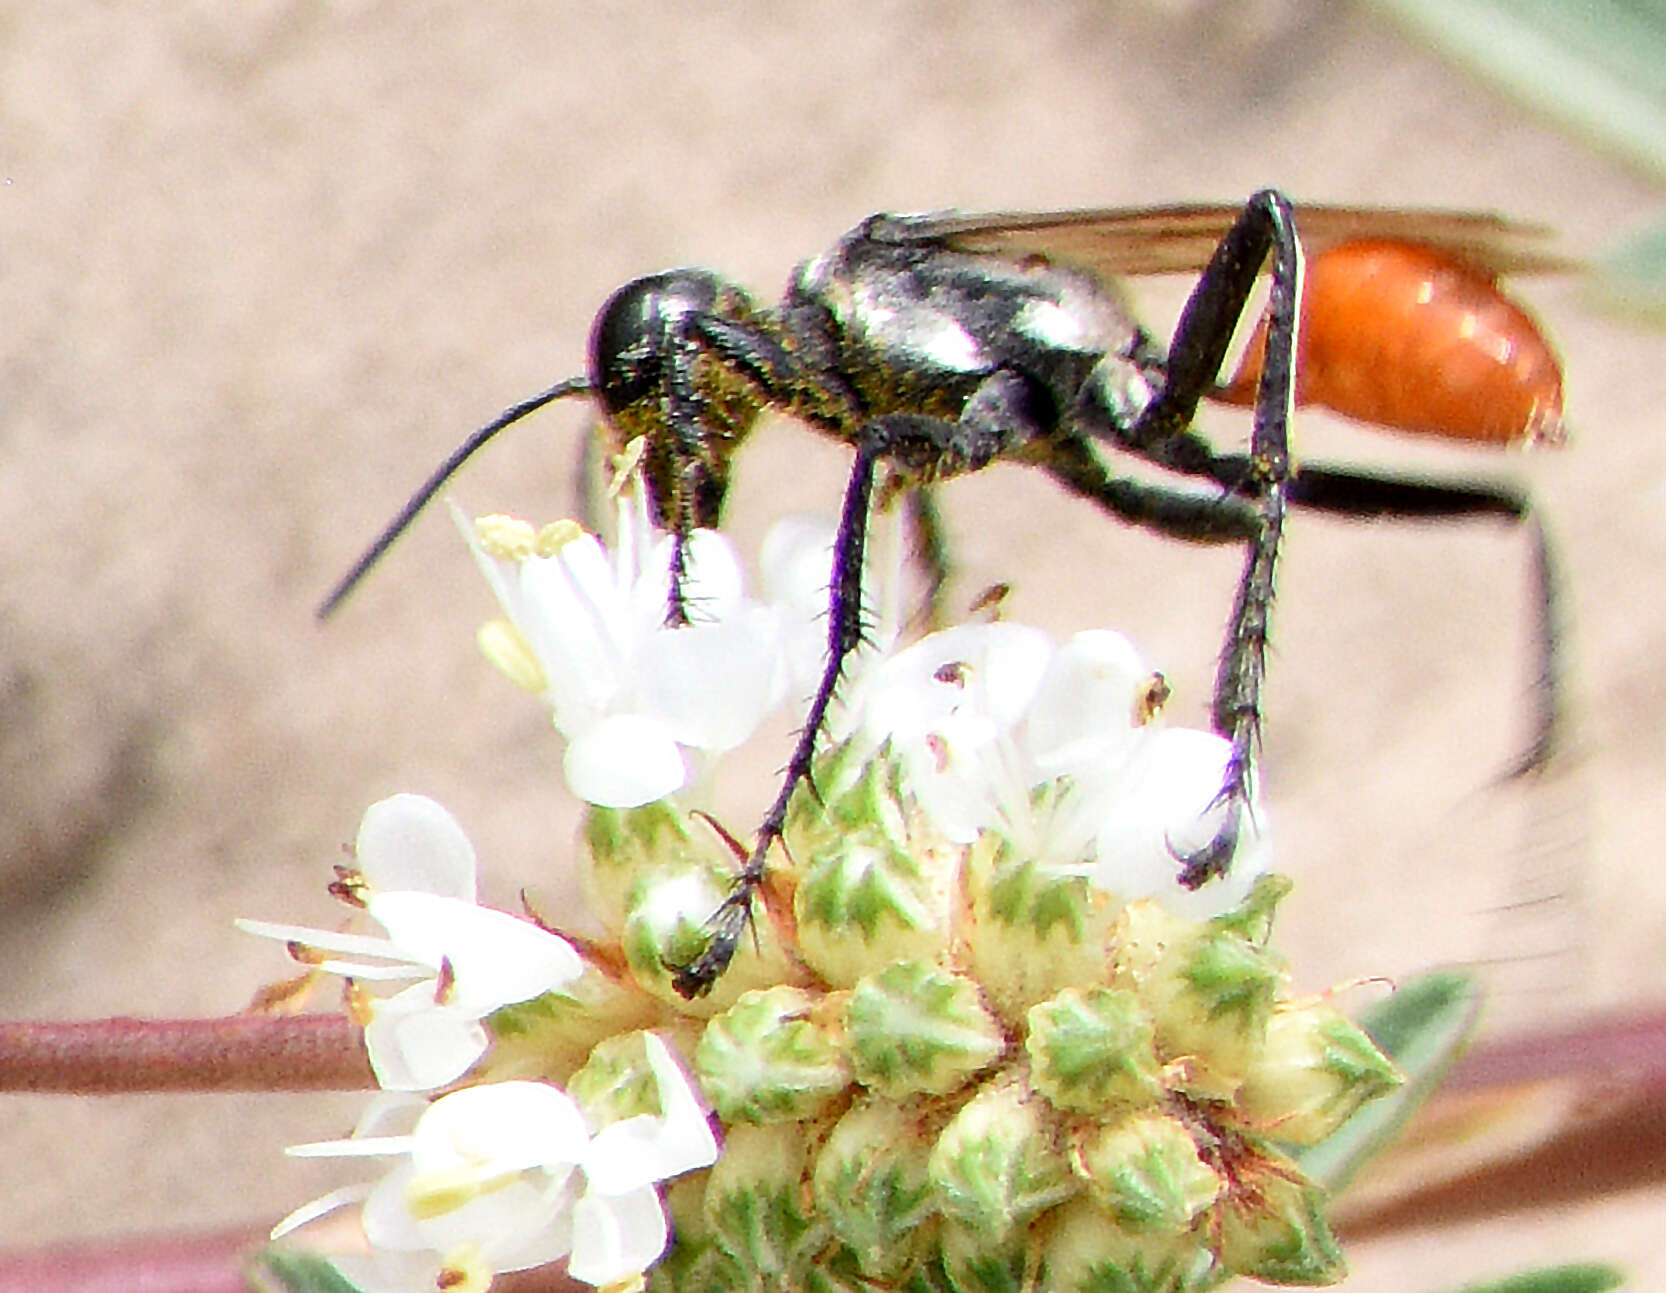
xmin=317 ymin=376 xmax=595 ymax=619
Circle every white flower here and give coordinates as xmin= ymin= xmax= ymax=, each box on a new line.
xmin=285 ymin=1034 xmax=719 ymax=1289
xmin=856 ymin=624 xmax=1268 ymax=917
xmin=239 ymin=794 xmax=585 ymax=1091
xmin=463 ymin=491 xmax=790 ymax=808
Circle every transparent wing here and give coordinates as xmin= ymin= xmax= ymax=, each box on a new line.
xmin=866 ymin=204 xmax=1576 ymax=278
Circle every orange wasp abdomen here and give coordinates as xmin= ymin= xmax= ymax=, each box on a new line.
xmin=1218 ymin=238 xmax=1565 ymax=446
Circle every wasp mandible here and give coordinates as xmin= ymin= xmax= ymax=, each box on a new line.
xmin=322 ymin=191 xmax=1569 ymax=996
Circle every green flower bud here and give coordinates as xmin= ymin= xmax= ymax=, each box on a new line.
xmin=485 ymin=969 xmax=662 ymax=1085
xmin=583 ymin=801 xmax=719 ymax=930
xmin=845 ymin=960 xmax=1006 ymax=1097
xmin=650 ymin=1177 xmax=742 ymax=1293
xmin=1237 ymin=999 xmax=1402 ymax=1146
xmin=788 ymin=747 xmax=959 ymax=988
xmin=926 ymin=1075 xmax=1075 ymax=1239
xmin=1075 ymin=1111 xmax=1221 ymax=1233
xmin=1025 ymin=986 xmax=1164 ymax=1113
xmin=1114 ymin=900 xmax=1284 ymax=1099
xmin=566 ymin=1029 xmax=665 ymax=1126
xmin=1215 ymin=1149 xmax=1345 ymax=1286
xmin=938 ymin=1218 xmax=1030 ymax=1293
xmin=647 ymin=1235 xmax=745 ymax=1293
xmin=1043 ymin=1195 xmax=1211 ymax=1293
xmin=813 ymin=1096 xmax=939 ymax=1280
xmin=962 ymin=834 xmax=1122 ymax=1024
xmin=704 ymin=1121 xmax=823 ymax=1283
xmin=620 ymin=863 xmax=790 ymax=1016
xmin=695 ymin=985 xmax=853 ymax=1124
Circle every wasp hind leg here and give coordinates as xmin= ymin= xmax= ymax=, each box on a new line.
xmin=1280 ymin=463 xmax=1563 ymax=779
xmin=1138 ymin=191 xmax=1304 ymax=888
xmin=1071 ymin=189 xmax=1306 ymax=891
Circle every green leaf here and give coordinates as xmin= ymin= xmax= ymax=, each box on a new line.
xmin=1295 ymin=970 xmax=1482 ymax=1192
xmin=1594 ymin=221 xmax=1666 ymax=323
xmin=1361 ymin=0 xmax=1666 ymax=181
xmin=248 ymin=1248 xmax=369 ymax=1293
xmin=1435 ymin=1262 xmax=1626 ymax=1293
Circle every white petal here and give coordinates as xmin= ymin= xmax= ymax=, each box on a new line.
xmin=583 ymin=1036 xmax=719 ymax=1194
xmin=675 ymin=528 xmax=746 ymax=621
xmin=518 ymin=540 xmax=630 ymax=730
xmin=563 ymin=713 xmax=687 ymax=806
xmin=760 ymin=515 xmax=840 ymax=694
xmin=894 ymin=710 xmax=1005 ymax=844
xmin=862 ymin=624 xmax=1053 ymax=746
xmin=1091 ymin=727 xmax=1270 ymax=918
xmin=760 ymin=514 xmax=837 ymax=616
xmin=490 ymin=1184 xmax=578 ymax=1272
xmin=642 ymin=608 xmax=787 ymax=751
xmin=234 ymin=918 xmax=412 ymax=966
xmin=411 ymin=1081 xmax=591 ymax=1176
xmin=624 ymin=541 xmax=677 ymax=638
xmin=478 ymin=1179 xmax=580 ymax=1272
xmin=363 ymin=985 xmax=489 ymax=1091
xmin=639 ymin=1033 xmax=719 ymax=1173
xmin=566 ymin=1185 xmax=670 ymax=1286
xmin=1022 ymin=630 xmax=1150 ymax=779
xmin=269 ymin=1182 xmax=371 ymax=1240
xmin=453 ymin=499 xmax=519 ymax=621
xmin=355 ymin=795 xmax=480 ymax=902
xmin=367 ymin=892 xmax=584 ymax=1012
xmin=286 ymin=1135 xmax=415 ymax=1159
xmin=363 ymin=1160 xmax=578 ymax=1271
xmin=361 ymin=1162 xmax=429 ymax=1252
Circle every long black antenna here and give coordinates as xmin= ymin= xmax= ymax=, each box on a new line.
xmin=317 ymin=376 xmax=595 ymax=618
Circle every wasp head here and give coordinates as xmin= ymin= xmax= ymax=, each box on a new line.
xmin=590 ymin=269 xmax=767 ymax=533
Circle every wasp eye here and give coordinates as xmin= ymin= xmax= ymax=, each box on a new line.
xmin=590 ymin=268 xmax=746 ymax=415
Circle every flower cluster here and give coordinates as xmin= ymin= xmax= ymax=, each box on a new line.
xmin=249 ymin=479 xmax=1399 ymax=1293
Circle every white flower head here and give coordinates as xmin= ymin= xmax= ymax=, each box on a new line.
xmin=856 ymin=624 xmax=1267 ymax=916
xmin=285 ymin=1034 xmax=719 ymax=1289
xmin=239 ymin=794 xmax=586 ymax=1091
xmin=462 ymin=491 xmax=790 ymax=809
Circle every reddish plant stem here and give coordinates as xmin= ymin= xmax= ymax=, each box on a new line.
xmin=0 ymin=1014 xmax=374 ymax=1093
xmin=1443 ymin=1003 xmax=1666 ymax=1096
xmin=0 ymin=1225 xmax=266 ymax=1293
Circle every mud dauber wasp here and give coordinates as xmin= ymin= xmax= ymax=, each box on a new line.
xmin=322 ymin=190 xmax=1569 ymax=996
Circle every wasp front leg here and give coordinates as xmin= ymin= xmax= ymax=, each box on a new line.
xmin=669 ymin=371 xmax=1046 ymax=997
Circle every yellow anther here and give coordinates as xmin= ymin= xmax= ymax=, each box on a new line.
xmin=610 ymin=435 xmax=648 ymax=497
xmin=478 ymin=619 xmax=548 ymax=694
xmin=534 ymin=518 xmax=586 ymax=557
xmin=1133 ymin=672 xmax=1171 ymax=725
xmin=474 ymin=514 xmax=538 ymax=561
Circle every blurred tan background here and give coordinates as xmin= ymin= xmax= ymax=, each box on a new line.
xmin=3 ymin=1 xmax=1664 ymax=1286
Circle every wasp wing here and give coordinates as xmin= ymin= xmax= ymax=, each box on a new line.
xmin=867 ymin=205 xmax=1575 ymax=279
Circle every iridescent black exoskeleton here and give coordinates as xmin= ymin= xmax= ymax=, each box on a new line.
xmin=323 ymin=193 xmax=1565 ymax=996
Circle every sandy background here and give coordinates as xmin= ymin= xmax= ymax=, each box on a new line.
xmin=3 ymin=1 xmax=1664 ymax=1286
